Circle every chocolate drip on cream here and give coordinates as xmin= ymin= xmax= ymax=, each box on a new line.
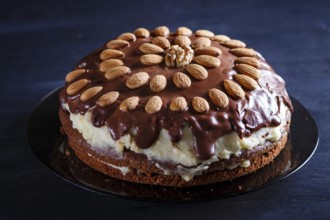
xmin=59 ymin=33 xmax=292 ymax=160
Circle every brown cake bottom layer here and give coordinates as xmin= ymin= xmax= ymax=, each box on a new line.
xmin=59 ymin=107 xmax=290 ymax=187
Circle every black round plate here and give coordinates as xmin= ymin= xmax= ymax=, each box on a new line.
xmin=28 ymin=88 xmax=319 ymax=201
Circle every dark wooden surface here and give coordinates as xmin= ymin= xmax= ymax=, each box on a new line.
xmin=1 ymin=0 xmax=329 ymax=219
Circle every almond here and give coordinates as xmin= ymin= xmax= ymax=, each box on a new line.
xmin=117 ymin=32 xmax=136 ymax=41
xmin=208 ymin=88 xmax=229 ymax=108
xmin=134 ymin=28 xmax=150 ymax=38
xmin=174 ymin=35 xmax=191 ymax=47
xmin=224 ymin=79 xmax=245 ymax=99
xmin=99 ymin=49 xmax=124 ymax=60
xmin=106 ymin=39 xmax=129 ymax=49
xmin=195 ymin=29 xmax=215 ymax=38
xmin=186 ymin=64 xmax=208 ymax=80
xmin=97 ymin=91 xmax=119 ymax=107
xmin=80 ymin=86 xmax=103 ymax=101
xmin=140 ymin=54 xmax=163 ymax=65
xmin=193 ymin=55 xmax=221 ymax=68
xmin=212 ymin=35 xmax=230 ymax=43
xmin=235 ymin=63 xmax=261 ymax=79
xmin=105 ymin=66 xmax=130 ymax=80
xmin=195 ymin=46 xmax=222 ymax=57
xmin=65 ymin=69 xmax=86 ymax=82
xmin=150 ymin=75 xmax=167 ymax=92
xmin=154 ymin=26 xmax=170 ymax=36
xmin=176 ymin=27 xmax=192 ymax=36
xmin=145 ymin=96 xmax=162 ymax=114
xmin=192 ymin=37 xmax=211 ymax=48
xmin=139 ymin=43 xmax=164 ymax=54
xmin=126 ymin=72 xmax=149 ymax=89
xmin=230 ymin=48 xmax=256 ymax=57
xmin=192 ymin=97 xmax=210 ymax=113
xmin=235 ymin=57 xmax=260 ymax=68
xmin=119 ymin=96 xmax=140 ymax=112
xmin=152 ymin=36 xmax=171 ymax=49
xmin=234 ymin=74 xmax=259 ymax=90
xmin=99 ymin=59 xmax=123 ymax=72
xmin=172 ymin=72 xmax=191 ymax=88
xmin=66 ymin=79 xmax=89 ymax=95
xmin=170 ymin=97 xmax=188 ymax=111
xmin=221 ymin=39 xmax=246 ymax=48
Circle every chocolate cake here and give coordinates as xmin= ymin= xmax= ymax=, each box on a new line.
xmin=59 ymin=26 xmax=293 ymax=187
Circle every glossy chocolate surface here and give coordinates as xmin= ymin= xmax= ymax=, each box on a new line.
xmin=59 ymin=31 xmax=292 ymax=159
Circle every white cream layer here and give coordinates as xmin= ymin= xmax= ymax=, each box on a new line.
xmin=63 ymin=102 xmax=288 ymax=180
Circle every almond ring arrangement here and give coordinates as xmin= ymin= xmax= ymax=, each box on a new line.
xmin=59 ymin=26 xmax=293 ymax=187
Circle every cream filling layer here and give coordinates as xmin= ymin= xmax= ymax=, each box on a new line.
xmin=63 ymin=102 xmax=288 ymax=180
xmin=87 ymin=153 xmax=130 ymax=176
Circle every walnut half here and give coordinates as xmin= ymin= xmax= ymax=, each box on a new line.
xmin=165 ymin=45 xmax=194 ymax=67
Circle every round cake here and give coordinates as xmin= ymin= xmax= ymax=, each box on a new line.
xmin=59 ymin=26 xmax=293 ymax=187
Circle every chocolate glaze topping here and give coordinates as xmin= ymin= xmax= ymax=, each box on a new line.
xmin=59 ymin=29 xmax=293 ymax=160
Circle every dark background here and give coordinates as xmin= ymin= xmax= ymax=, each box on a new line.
xmin=1 ymin=0 xmax=329 ymax=219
